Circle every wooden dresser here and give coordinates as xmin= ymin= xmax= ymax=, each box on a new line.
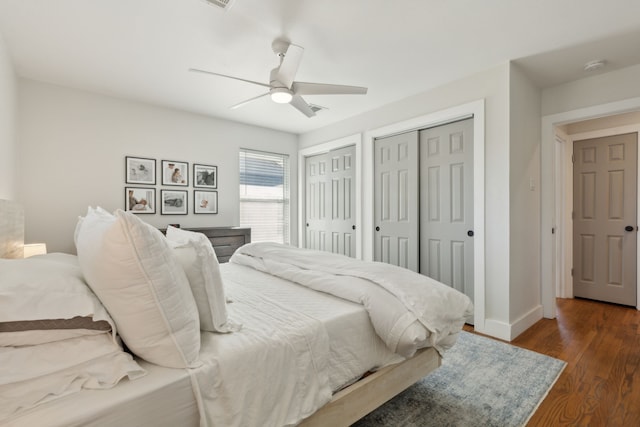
xmin=181 ymin=227 xmax=251 ymax=263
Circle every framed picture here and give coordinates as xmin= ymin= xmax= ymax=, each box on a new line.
xmin=161 ymin=190 xmax=188 ymax=215
xmin=194 ymin=190 xmax=218 ymax=214
xmin=126 ymin=156 xmax=156 ymax=185
xmin=161 ymin=160 xmax=189 ymax=186
xmin=194 ymin=164 xmax=217 ymax=189
xmin=125 ymin=187 xmax=156 ymax=214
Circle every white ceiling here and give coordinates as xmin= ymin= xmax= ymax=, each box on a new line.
xmin=1 ymin=0 xmax=639 ymax=134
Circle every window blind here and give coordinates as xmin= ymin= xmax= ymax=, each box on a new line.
xmin=239 ymin=149 xmax=290 ymax=244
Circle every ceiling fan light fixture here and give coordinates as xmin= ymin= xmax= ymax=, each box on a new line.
xmin=270 ymin=88 xmax=293 ymax=104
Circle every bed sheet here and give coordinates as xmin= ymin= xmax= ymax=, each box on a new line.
xmin=3 ymin=361 xmax=199 ymax=427
xmin=6 ymin=262 xmax=401 ymax=427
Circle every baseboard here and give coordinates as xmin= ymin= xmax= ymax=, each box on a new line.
xmin=478 ymin=305 xmax=543 ymax=342
xmin=509 ymin=305 xmax=543 ymax=340
xmin=480 ymin=319 xmax=511 ymax=341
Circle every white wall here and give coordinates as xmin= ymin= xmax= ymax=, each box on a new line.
xmin=300 ymin=64 xmax=514 ymax=338
xmin=17 ymin=79 xmax=298 ymax=253
xmin=508 ymin=63 xmax=542 ymax=336
xmin=0 ymin=30 xmax=16 ymax=200
xmin=542 ymin=64 xmax=640 ymax=116
xmin=564 ymin=111 xmax=640 ymax=135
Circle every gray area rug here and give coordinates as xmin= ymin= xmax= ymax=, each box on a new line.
xmin=353 ymin=331 xmax=566 ymax=427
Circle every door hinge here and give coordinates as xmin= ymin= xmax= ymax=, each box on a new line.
xmin=571 ymin=268 xmax=574 ymax=276
xmin=571 ymin=154 xmax=575 ymax=163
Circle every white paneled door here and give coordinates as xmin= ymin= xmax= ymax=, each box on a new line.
xmin=573 ymin=133 xmax=637 ymax=306
xmin=373 ymin=132 xmax=419 ymax=271
xmin=305 ymin=145 xmax=356 ymax=257
xmin=419 ymin=118 xmax=474 ymax=303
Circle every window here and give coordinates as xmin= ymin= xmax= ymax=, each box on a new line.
xmin=239 ymin=149 xmax=290 ymax=244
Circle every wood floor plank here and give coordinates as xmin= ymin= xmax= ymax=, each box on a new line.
xmin=505 ymin=298 xmax=640 ymax=427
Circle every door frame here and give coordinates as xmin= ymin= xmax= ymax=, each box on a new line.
xmin=363 ymin=99 xmax=486 ymax=333
xmin=557 ymin=126 xmax=640 ymax=305
xmin=541 ymin=96 xmax=640 ymax=318
xmin=298 ymin=134 xmax=362 ymax=258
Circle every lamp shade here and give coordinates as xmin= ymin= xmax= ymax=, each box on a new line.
xmin=23 ymin=243 xmax=47 ymax=258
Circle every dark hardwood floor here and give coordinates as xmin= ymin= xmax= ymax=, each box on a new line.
xmin=481 ymin=298 xmax=640 ymax=426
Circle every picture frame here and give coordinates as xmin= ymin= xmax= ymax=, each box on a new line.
xmin=193 ymin=164 xmax=217 ymax=189
xmin=125 ymin=156 xmax=156 ymax=185
xmin=125 ymin=187 xmax=156 ymax=214
xmin=194 ymin=190 xmax=218 ymax=214
xmin=161 ymin=190 xmax=188 ymax=215
xmin=161 ymin=160 xmax=189 ymax=186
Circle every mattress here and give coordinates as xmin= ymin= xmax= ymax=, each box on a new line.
xmin=6 ymin=263 xmax=402 ymax=427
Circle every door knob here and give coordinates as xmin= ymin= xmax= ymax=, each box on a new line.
xmin=352 ymin=225 xmax=356 ymax=230
xmin=467 ymin=230 xmax=474 ymax=237
xmin=375 ymin=226 xmax=380 ymax=232
xmin=625 ymin=225 xmax=634 ymax=232
xmin=306 ymin=223 xmax=309 ymax=227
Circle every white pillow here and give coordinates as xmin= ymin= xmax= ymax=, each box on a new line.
xmin=165 ymin=226 xmax=239 ymax=333
xmin=0 ymin=253 xmax=114 ymax=347
xmin=75 ymin=208 xmax=201 ymax=368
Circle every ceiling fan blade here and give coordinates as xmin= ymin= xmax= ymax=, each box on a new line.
xmin=230 ymin=92 xmax=270 ymax=109
xmin=189 ymin=68 xmax=271 ymax=89
xmin=292 ymin=82 xmax=368 ymax=95
xmin=290 ymin=95 xmax=316 ymax=118
xmin=274 ymin=44 xmax=304 ymax=88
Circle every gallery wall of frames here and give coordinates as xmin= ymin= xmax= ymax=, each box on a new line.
xmin=124 ymin=156 xmax=219 ymax=215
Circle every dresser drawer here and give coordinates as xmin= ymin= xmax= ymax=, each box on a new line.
xmin=182 ymin=227 xmax=251 ymax=263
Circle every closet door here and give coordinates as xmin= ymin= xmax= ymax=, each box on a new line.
xmin=328 ymin=145 xmax=356 ymax=257
xmin=419 ymin=118 xmax=474 ymax=303
xmin=305 ymin=152 xmax=330 ymax=251
xmin=305 ymin=145 xmax=356 ymax=256
xmin=373 ymin=132 xmax=419 ymax=271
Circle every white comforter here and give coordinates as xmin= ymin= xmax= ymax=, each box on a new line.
xmin=231 ymin=243 xmax=474 ymax=356
xmin=188 ymin=283 xmax=332 ymax=427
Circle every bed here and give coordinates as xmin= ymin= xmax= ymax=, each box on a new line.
xmin=0 ymin=200 xmax=473 ymax=427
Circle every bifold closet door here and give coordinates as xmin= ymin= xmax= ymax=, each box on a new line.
xmin=373 ymin=132 xmax=419 ymax=271
xmin=305 ymin=145 xmax=356 ymax=256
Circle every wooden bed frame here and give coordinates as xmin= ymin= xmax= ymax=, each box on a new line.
xmin=0 ymin=199 xmax=442 ymax=426
xmin=300 ymin=346 xmax=440 ymax=426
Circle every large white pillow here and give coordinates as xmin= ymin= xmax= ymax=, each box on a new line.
xmin=75 ymin=208 xmax=201 ymax=368
xmin=165 ymin=226 xmax=239 ymax=333
xmin=0 ymin=253 xmax=114 ymax=347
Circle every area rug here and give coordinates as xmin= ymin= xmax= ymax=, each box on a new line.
xmin=353 ymin=331 xmax=566 ymax=427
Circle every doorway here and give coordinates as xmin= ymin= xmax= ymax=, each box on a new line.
xmin=541 ymin=104 xmax=640 ymax=318
xmin=572 ymin=133 xmax=638 ymax=305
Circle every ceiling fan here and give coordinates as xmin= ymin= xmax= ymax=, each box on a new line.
xmin=189 ymin=39 xmax=368 ymax=117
